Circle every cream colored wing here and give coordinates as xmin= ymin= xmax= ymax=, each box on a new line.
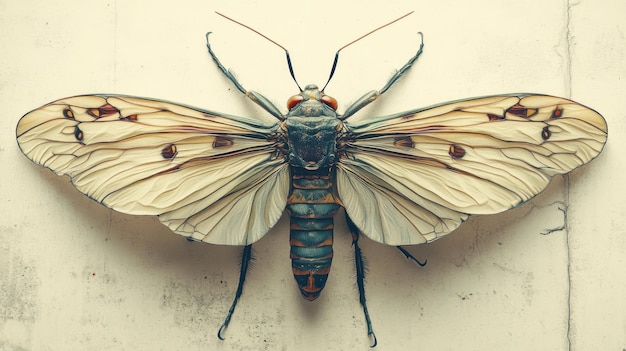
xmin=17 ymin=95 xmax=289 ymax=245
xmin=338 ymin=94 xmax=607 ymax=245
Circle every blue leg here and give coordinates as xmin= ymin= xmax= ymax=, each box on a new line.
xmin=205 ymin=33 xmax=284 ymax=120
xmin=218 ymin=244 xmax=253 ymax=340
xmin=396 ymin=246 xmax=427 ymax=267
xmin=341 ymin=32 xmax=424 ymax=119
xmin=345 ymin=213 xmax=377 ymax=347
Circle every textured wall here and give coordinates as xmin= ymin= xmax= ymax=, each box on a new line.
xmin=1 ymin=1 xmax=622 ymax=350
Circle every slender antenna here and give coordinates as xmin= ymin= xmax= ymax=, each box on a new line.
xmin=321 ymin=11 xmax=414 ymax=91
xmin=215 ymin=12 xmax=303 ymax=91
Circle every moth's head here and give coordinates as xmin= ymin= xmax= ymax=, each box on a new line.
xmin=286 ymin=84 xmax=338 ymax=117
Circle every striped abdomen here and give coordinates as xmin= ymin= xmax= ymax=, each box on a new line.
xmin=286 ymin=172 xmax=340 ymax=301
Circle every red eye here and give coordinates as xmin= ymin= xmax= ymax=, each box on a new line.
xmin=321 ymin=95 xmax=338 ymax=110
xmin=287 ymin=95 xmax=304 ymax=109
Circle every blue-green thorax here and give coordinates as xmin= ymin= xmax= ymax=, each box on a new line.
xmin=284 ymin=84 xmax=341 ymax=171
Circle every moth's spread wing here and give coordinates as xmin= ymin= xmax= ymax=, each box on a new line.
xmin=338 ymin=94 xmax=607 ymax=245
xmin=17 ymin=95 xmax=289 ymax=245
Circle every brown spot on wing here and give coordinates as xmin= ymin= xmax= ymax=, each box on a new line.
xmin=161 ymin=144 xmax=177 ymax=159
xmin=507 ymin=103 xmax=538 ymax=118
xmin=541 ymin=126 xmax=551 ymax=140
xmin=63 ymin=107 xmax=74 ymax=119
xmin=449 ymin=144 xmax=465 ymax=158
xmin=393 ymin=136 xmax=414 ymax=148
xmin=551 ymin=107 xmax=563 ymax=119
xmin=74 ymin=126 xmax=84 ymax=142
xmin=87 ymin=103 xmax=119 ymax=118
xmin=488 ymin=113 xmax=505 ymax=121
xmin=213 ymin=136 xmax=234 ymax=148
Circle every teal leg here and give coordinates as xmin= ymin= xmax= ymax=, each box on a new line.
xmin=345 ymin=213 xmax=377 ymax=347
xmin=396 ymin=246 xmax=427 ymax=267
xmin=341 ymin=32 xmax=424 ymax=119
xmin=205 ymin=33 xmax=284 ymax=120
xmin=218 ymin=244 xmax=253 ymax=340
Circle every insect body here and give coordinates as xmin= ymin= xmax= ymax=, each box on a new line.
xmin=284 ymin=84 xmax=343 ymax=299
xmin=16 ymin=18 xmax=607 ymax=346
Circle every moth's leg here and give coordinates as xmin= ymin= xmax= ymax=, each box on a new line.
xmin=205 ymin=33 xmax=284 ymax=120
xmin=341 ymin=33 xmax=424 ymax=119
xmin=218 ymin=244 xmax=253 ymax=340
xmin=345 ymin=213 xmax=377 ymax=347
xmin=396 ymin=246 xmax=427 ymax=267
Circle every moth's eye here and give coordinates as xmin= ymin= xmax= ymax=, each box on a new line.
xmin=287 ymin=95 xmax=304 ymax=110
xmin=321 ymin=95 xmax=338 ymax=110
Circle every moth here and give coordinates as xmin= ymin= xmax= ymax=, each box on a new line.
xmin=16 ymin=13 xmax=607 ymax=347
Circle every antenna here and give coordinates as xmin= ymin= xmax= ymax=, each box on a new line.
xmin=321 ymin=11 xmax=414 ymax=91
xmin=216 ymin=11 xmax=414 ymax=93
xmin=215 ymin=12 xmax=303 ymax=91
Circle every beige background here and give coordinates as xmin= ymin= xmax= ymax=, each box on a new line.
xmin=1 ymin=0 xmax=623 ymax=350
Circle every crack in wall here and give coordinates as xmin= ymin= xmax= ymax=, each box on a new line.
xmin=565 ymin=1 xmax=574 ymax=97
xmin=565 ymin=174 xmax=573 ymax=351
xmin=564 ymin=2 xmax=575 ymax=350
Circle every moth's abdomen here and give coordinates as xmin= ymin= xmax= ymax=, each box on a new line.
xmin=286 ymin=173 xmax=340 ymax=301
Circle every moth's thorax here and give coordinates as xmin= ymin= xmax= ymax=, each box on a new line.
xmin=284 ymin=84 xmax=341 ymax=171
xmin=285 ymin=116 xmax=340 ymax=170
